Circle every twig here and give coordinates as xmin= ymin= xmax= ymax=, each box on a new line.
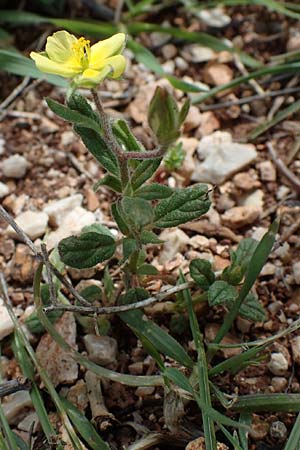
xmin=43 ymin=282 xmax=191 ymax=315
xmin=0 ymin=77 xmax=30 ymax=112
xmin=123 ymin=147 xmax=165 ymax=160
xmin=234 ymin=54 xmax=264 ymax=96
xmin=0 ymin=379 xmax=32 ymax=398
xmin=41 ymin=243 xmax=57 ymax=305
xmin=267 ymin=142 xmax=300 ymax=193
xmin=114 ymin=0 xmax=124 ymax=24
xmin=267 ymin=75 xmax=299 ymax=121
xmin=67 ymin=152 xmax=94 ymax=180
xmin=0 ymin=205 xmax=91 ymax=307
xmin=200 ymin=86 xmax=300 ymax=112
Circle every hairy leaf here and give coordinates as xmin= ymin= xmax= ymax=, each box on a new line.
xmin=190 ymin=259 xmax=215 ymax=291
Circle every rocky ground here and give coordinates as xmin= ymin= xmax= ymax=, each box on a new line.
xmin=1 ymin=4 xmax=300 ymax=449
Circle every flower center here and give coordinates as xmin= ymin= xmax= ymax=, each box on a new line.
xmin=72 ymin=37 xmax=90 ymax=68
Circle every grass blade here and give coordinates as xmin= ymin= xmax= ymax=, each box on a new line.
xmin=248 ymin=99 xmax=300 ymax=140
xmin=179 ymin=271 xmax=217 ymax=450
xmin=219 ymin=425 xmax=244 ymax=450
xmin=0 ymin=403 xmax=18 ymax=450
xmin=284 ymin=414 xmax=300 ymax=450
xmin=60 ymin=397 xmax=110 ymax=450
xmin=208 ymin=219 xmax=279 ymax=360
xmin=239 ymin=412 xmax=251 ymax=450
xmin=231 ymin=393 xmax=300 ymax=413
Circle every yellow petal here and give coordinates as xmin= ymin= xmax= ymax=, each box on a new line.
xmin=74 ymin=66 xmax=112 ymax=88
xmin=30 ymin=52 xmax=79 ymax=77
xmin=103 ymin=55 xmax=126 ymax=78
xmin=45 ymin=30 xmax=78 ymax=63
xmin=89 ymin=33 xmax=126 ymax=69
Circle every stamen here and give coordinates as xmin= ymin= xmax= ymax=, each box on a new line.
xmin=72 ymin=37 xmax=91 ymax=67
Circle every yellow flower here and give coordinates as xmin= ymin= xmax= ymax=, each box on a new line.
xmin=30 ymin=30 xmax=126 ymax=88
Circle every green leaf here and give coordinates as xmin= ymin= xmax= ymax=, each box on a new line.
xmin=111 ymin=202 xmax=130 ymax=235
xmin=134 ymin=183 xmax=173 ymax=200
xmin=103 ymin=266 xmax=114 ymax=301
xmin=207 ymin=281 xmax=238 ymax=307
xmin=122 ymin=237 xmax=138 ymax=261
xmin=136 ymin=264 xmax=159 ymax=275
xmin=222 ymin=238 xmax=258 ymax=285
xmin=67 ymin=93 xmax=100 ymax=123
xmin=164 ymin=142 xmax=185 ymax=171
xmin=238 ymin=293 xmax=266 ymax=322
xmin=131 ymin=158 xmax=162 ymax=190
xmin=121 ymin=196 xmax=154 ymax=228
xmin=140 ymin=230 xmax=163 ymax=244
xmin=74 ymin=126 xmax=119 ymax=176
xmin=78 ymin=285 xmax=102 ymax=304
xmin=46 ymin=98 xmax=101 ymax=133
xmin=60 ymin=397 xmax=110 ymax=450
xmin=120 ymin=288 xmax=193 ymax=368
xmin=58 ymin=232 xmax=116 ymax=269
xmin=154 ymin=184 xmax=210 ymax=228
xmin=190 ymin=259 xmax=215 ymax=291
xmin=82 ymin=223 xmax=115 ymax=238
xmin=94 ymin=174 xmax=122 ymax=193
xmin=164 ymin=367 xmax=194 ymax=394
xmin=113 ymin=119 xmax=145 ymax=153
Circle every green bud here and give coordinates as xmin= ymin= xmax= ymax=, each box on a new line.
xmin=148 ymin=87 xmax=190 ymax=147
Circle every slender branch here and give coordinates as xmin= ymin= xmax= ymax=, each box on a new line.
xmin=43 ymin=282 xmax=191 ymax=315
xmin=123 ymin=147 xmax=166 ymax=160
xmin=0 ymin=205 xmax=91 ymax=307
xmin=41 ymin=243 xmax=57 ymax=306
xmin=267 ymin=142 xmax=300 ymax=193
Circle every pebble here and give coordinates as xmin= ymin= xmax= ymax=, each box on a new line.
xmin=18 ymin=411 xmax=39 ymax=432
xmin=185 ymin=437 xmax=229 ymax=450
xmin=271 ymin=376 xmax=287 ymax=392
xmin=67 ymin=380 xmax=88 ymax=411
xmin=135 ymin=386 xmax=155 ymax=397
xmin=240 ymin=189 xmax=264 ymax=212
xmin=161 ymin=43 xmax=177 ymax=59
xmin=128 ymin=362 xmax=144 ymax=375
xmin=222 ymin=206 xmax=260 ymax=229
xmin=0 ymin=136 xmax=5 ymax=155
xmin=291 ymin=336 xmax=300 ymax=364
xmin=184 ymin=106 xmax=203 ymax=132
xmin=198 ymin=7 xmax=231 ymax=27
xmin=192 ymin=131 xmax=257 ymax=184
xmin=3 ymin=391 xmax=32 ymax=424
xmin=60 ymin=130 xmax=75 ymax=147
xmin=175 ymin=56 xmax=188 ymax=71
xmin=0 ymin=305 xmax=14 ymax=340
xmin=276 ymin=185 xmax=290 ymax=200
xmin=205 ymin=323 xmax=241 ymax=358
xmin=0 ymin=182 xmax=9 ymax=198
xmin=1 ymin=154 xmax=28 ymax=179
xmin=83 ymin=334 xmax=117 ymax=365
xmin=269 ymin=421 xmax=287 ymax=441
xmin=43 ymin=193 xmax=83 ymax=227
xmin=258 ymin=160 xmax=276 ymax=181
xmin=6 ymin=210 xmax=48 ymax=240
xmin=183 ymin=44 xmax=215 ymax=63
xmin=293 ymin=261 xmax=300 ymax=284
xmin=233 ymin=172 xmax=260 ymax=191
xmin=249 ymin=420 xmax=269 ymax=440
xmin=268 ymin=352 xmax=289 ymax=375
xmin=36 ymin=313 xmax=78 ymax=387
xmin=45 ymin=206 xmax=96 ymax=249
xmin=158 ymin=229 xmax=190 ymax=264
xmin=10 ymin=244 xmax=38 ymax=284
xmin=203 ymin=63 xmax=233 ymax=86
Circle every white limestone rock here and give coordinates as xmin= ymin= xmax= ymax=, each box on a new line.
xmin=192 ymin=131 xmax=257 ymax=185
xmin=7 ymin=210 xmax=48 ymax=240
xmin=2 ymin=154 xmax=28 ymax=178
xmin=44 ymin=194 xmax=83 ymax=227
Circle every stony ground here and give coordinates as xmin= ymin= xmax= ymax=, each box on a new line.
xmin=1 ymin=3 xmax=300 ymax=449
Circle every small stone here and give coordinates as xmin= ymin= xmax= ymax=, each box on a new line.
xmin=291 ymin=336 xmax=300 ymax=364
xmin=161 ymin=44 xmax=177 ymax=59
xmin=249 ymin=420 xmax=269 ymax=440
xmin=67 ymin=380 xmax=88 ymax=411
xmin=236 ymin=316 xmax=252 ymax=333
xmin=269 ymin=421 xmax=287 ymax=441
xmin=268 ymin=352 xmax=289 ymax=375
xmin=276 ymin=185 xmax=290 ymax=200
xmin=60 ymin=131 xmax=75 ymax=147
xmin=18 ymin=411 xmax=39 ymax=432
xmin=3 ymin=391 xmax=32 ymax=424
xmin=0 ymin=305 xmax=14 ymax=340
xmin=0 ymin=182 xmax=9 ymax=198
xmin=198 ymin=7 xmax=231 ymax=27
xmin=7 ymin=210 xmax=48 ymax=240
xmin=233 ymin=172 xmax=260 ymax=191
xmin=44 ymin=194 xmax=83 ymax=227
xmin=197 ymin=111 xmax=220 ymax=137
xmin=36 ymin=313 xmax=78 ymax=387
xmin=135 ymin=386 xmax=155 ymax=397
xmin=293 ymin=261 xmax=300 ymax=284
xmin=222 ymin=206 xmax=260 ymax=229
xmin=128 ymin=362 xmax=144 ymax=375
xmin=83 ymin=335 xmax=117 ymax=366
xmin=203 ymin=63 xmax=233 ymax=86
xmin=258 ymin=160 xmax=276 ymax=181
xmin=184 ymin=106 xmax=202 ymax=132
xmin=158 ymin=229 xmax=190 ymax=264
xmin=240 ymin=189 xmax=264 ymax=212
xmin=185 ymin=436 xmax=229 ymax=450
xmin=271 ymin=377 xmax=287 ymax=392
xmin=192 ymin=131 xmax=257 ymax=184
xmin=85 ymin=189 xmax=99 ymax=211
xmin=175 ymin=56 xmax=188 ymax=71
xmin=10 ymin=244 xmax=38 ymax=284
xmin=184 ymin=44 xmax=215 ymax=63
xmin=205 ymin=323 xmax=241 ymax=357
xmin=150 ymin=30 xmax=171 ymax=47
xmin=0 ymin=136 xmax=5 ymax=155
xmin=252 ymin=227 xmax=268 ymax=241
xmin=2 ymin=154 xmax=28 ymax=178
xmin=260 ymin=262 xmax=276 ymax=276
